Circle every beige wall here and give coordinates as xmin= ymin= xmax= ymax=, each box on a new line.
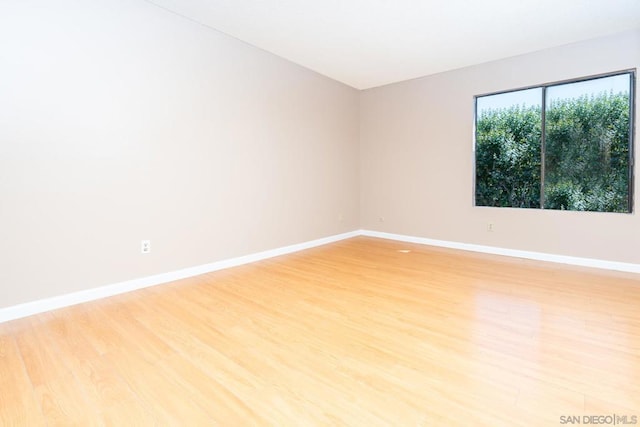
xmin=0 ymin=0 xmax=360 ymax=308
xmin=360 ymin=30 xmax=640 ymax=264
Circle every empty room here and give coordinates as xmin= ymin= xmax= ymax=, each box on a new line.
xmin=1 ymin=0 xmax=639 ymax=425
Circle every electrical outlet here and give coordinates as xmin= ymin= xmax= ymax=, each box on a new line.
xmin=338 ymin=213 xmax=344 ymax=222
xmin=487 ymin=223 xmax=494 ymax=232
xmin=141 ymin=240 xmax=151 ymax=254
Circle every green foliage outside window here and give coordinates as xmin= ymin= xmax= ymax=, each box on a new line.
xmin=475 ymin=105 xmax=541 ymax=208
xmin=475 ymin=77 xmax=632 ymax=213
xmin=544 ymin=93 xmax=630 ymax=212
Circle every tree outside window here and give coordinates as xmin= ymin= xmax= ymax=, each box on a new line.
xmin=475 ymin=72 xmax=634 ymax=213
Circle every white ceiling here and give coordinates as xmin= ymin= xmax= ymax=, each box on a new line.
xmin=147 ymin=0 xmax=640 ymax=89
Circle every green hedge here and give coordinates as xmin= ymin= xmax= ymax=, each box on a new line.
xmin=475 ymin=92 xmax=630 ymax=212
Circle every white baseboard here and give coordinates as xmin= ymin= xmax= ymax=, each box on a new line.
xmin=0 ymin=231 xmax=360 ymax=323
xmin=3 ymin=228 xmax=638 ymax=323
xmin=360 ymin=230 xmax=640 ymax=274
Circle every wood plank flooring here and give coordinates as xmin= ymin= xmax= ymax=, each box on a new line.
xmin=1 ymin=236 xmax=639 ymax=426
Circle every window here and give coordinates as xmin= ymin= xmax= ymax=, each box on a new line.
xmin=474 ymin=71 xmax=634 ymax=212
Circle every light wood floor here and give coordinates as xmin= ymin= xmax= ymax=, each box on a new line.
xmin=1 ymin=237 xmax=639 ymax=426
